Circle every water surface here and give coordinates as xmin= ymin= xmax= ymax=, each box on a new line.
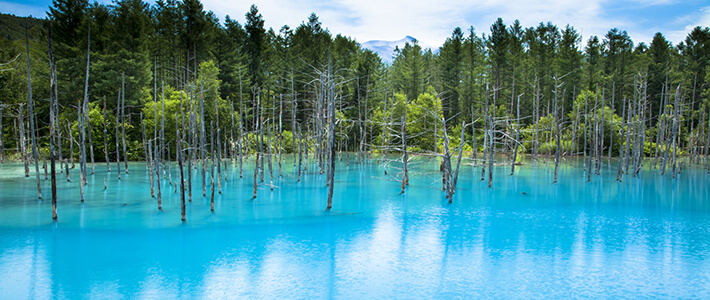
xmin=1 ymin=157 xmax=709 ymax=298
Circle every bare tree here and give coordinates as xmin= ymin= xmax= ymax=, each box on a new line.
xmin=511 ymin=94 xmax=522 ymax=175
xmin=26 ymin=25 xmax=41 ymax=199
xmin=48 ymin=24 xmax=58 ymax=220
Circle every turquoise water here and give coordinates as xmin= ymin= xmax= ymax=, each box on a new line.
xmin=1 ymin=156 xmax=709 ymax=298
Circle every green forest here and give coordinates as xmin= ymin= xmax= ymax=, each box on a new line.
xmin=1 ymin=0 xmax=709 ymax=170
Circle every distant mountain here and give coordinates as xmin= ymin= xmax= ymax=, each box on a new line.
xmin=362 ymin=36 xmax=437 ymax=64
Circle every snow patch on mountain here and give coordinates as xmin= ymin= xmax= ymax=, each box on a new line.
xmin=362 ymin=36 xmax=436 ymax=64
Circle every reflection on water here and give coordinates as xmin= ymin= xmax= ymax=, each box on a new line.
xmin=0 ymin=157 xmax=709 ymax=298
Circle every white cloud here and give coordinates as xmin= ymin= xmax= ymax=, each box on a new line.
xmin=4 ymin=0 xmax=705 ymax=50
xmin=647 ymin=5 xmax=710 ymax=45
xmin=200 ymin=0 xmax=633 ymax=48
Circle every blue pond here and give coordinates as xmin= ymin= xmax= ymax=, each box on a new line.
xmin=0 ymin=156 xmax=709 ymax=298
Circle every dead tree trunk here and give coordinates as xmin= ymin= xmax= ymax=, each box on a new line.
xmin=103 ymin=96 xmax=110 ymax=172
xmin=154 ymin=126 xmax=162 ymax=210
xmin=635 ymin=81 xmax=648 ymax=176
xmin=707 ymin=102 xmax=710 ymax=174
xmin=215 ymin=96 xmax=222 ymax=194
xmin=19 ymin=106 xmax=29 ymax=176
xmin=553 ymin=76 xmax=563 ymax=183
xmin=471 ymin=105 xmax=477 ymax=161
xmin=81 ymin=24 xmax=94 ymax=175
xmin=188 ymin=111 xmax=195 ymax=202
xmin=266 ymin=124 xmax=274 ymax=191
xmin=488 ymin=113 xmax=494 ymax=188
xmin=253 ymin=153 xmax=260 ymax=198
xmin=291 ymin=69 xmax=297 ymax=166
xmin=383 ymin=92 xmax=394 ymax=174
xmin=121 ymin=72 xmax=128 ymax=173
xmin=48 ymin=25 xmax=58 ymax=219
xmin=593 ymin=87 xmax=600 ymax=175
xmin=65 ymin=159 xmax=70 ymax=182
xmin=326 ymin=69 xmax=336 ymax=211
xmin=533 ymin=77 xmax=540 ymax=160
xmin=78 ymin=104 xmax=86 ymax=186
xmin=177 ymin=115 xmax=186 ymax=222
xmin=400 ymin=113 xmax=408 ymax=194
xmin=298 ymin=124 xmax=303 ymax=182
xmin=624 ymin=95 xmax=633 ymax=175
xmin=511 ymin=94 xmax=522 ymax=175
xmin=26 ymin=26 xmax=41 ymax=198
xmin=617 ymin=95 xmax=627 ymax=182
xmin=654 ymin=85 xmax=665 ymax=169
xmin=442 ymin=119 xmax=452 ymax=198
xmin=572 ymin=100 xmax=580 ymax=158
xmin=141 ymin=112 xmax=152 ymax=197
xmin=238 ymin=105 xmax=243 ymax=178
xmin=231 ymin=102 xmax=236 ymax=165
xmin=115 ymin=92 xmax=121 ymax=180
xmin=278 ymin=94 xmax=283 ymax=176
xmin=599 ymin=89 xmax=606 ymax=167
xmin=671 ymin=85 xmax=681 ymax=177
xmin=482 ymin=83 xmax=489 ymax=181
xmin=608 ymin=83 xmax=615 ymax=160
xmin=450 ymin=121 xmax=466 ymax=202
xmin=210 ymin=150 xmax=215 ymax=211
xmin=0 ymin=108 xmax=4 ymax=163
xmin=583 ymin=93 xmax=589 ymax=174
xmin=200 ymin=81 xmax=206 ymax=196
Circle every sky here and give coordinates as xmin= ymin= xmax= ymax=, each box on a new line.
xmin=1 ymin=0 xmax=708 ymax=48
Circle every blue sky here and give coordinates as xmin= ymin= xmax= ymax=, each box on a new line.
xmin=1 ymin=0 xmax=708 ymax=48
